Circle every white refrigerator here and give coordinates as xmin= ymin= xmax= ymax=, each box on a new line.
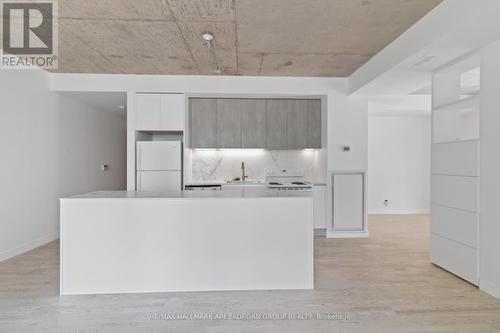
xmin=136 ymin=141 xmax=182 ymax=191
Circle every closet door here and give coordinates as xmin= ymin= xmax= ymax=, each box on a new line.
xmin=430 ymin=54 xmax=480 ymax=286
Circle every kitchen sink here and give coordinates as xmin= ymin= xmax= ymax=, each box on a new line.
xmin=224 ymin=180 xmax=264 ymax=185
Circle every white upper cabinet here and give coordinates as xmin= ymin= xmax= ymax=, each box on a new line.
xmin=161 ymin=94 xmax=185 ymax=131
xmin=136 ymin=93 xmax=185 ymax=131
xmin=136 ymin=94 xmax=161 ymax=130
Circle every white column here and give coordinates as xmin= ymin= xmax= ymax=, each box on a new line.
xmin=479 ymin=39 xmax=500 ymax=299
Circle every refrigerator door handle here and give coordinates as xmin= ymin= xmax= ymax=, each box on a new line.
xmin=137 ymin=145 xmax=141 ymax=171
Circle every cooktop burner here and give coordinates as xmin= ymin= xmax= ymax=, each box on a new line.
xmin=266 ymin=172 xmax=312 ymax=191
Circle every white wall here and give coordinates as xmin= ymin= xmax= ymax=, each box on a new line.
xmin=48 ymin=74 xmax=369 ymax=189
xmin=0 ymin=69 xmax=126 ymax=262
xmin=57 ymin=93 xmax=127 ymax=197
xmin=368 ymin=116 xmax=431 ymax=214
xmin=0 ymin=69 xmax=60 ymax=261
xmin=329 ymin=95 xmax=368 ymax=172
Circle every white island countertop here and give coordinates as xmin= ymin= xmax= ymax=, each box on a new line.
xmin=60 ymin=188 xmax=313 ymax=295
xmin=63 ymin=188 xmax=312 ymax=199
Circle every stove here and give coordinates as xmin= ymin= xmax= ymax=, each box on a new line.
xmin=266 ymin=171 xmax=312 ymax=191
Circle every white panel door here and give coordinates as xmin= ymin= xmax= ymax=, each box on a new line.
xmin=160 ymin=94 xmax=185 ymax=131
xmin=136 ymin=94 xmax=162 ymax=130
xmin=431 ymin=204 xmax=478 ymax=248
xmin=430 ymin=234 xmax=478 ymax=285
xmin=137 ymin=141 xmax=181 ymax=171
xmin=137 ymin=171 xmax=181 ymax=191
xmin=333 ymin=173 xmax=364 ymax=231
xmin=432 ymin=140 xmax=479 ymax=176
xmin=431 ymin=175 xmax=479 ymax=212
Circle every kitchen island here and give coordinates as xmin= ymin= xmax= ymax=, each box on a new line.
xmin=60 ymin=188 xmax=313 ymax=295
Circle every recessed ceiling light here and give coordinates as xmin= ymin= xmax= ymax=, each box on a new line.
xmin=201 ymin=32 xmax=214 ymax=41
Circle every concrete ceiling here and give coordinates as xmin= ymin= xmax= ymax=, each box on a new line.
xmin=55 ymin=0 xmax=442 ymax=76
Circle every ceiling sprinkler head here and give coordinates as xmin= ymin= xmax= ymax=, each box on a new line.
xmin=201 ymin=32 xmax=214 ymax=42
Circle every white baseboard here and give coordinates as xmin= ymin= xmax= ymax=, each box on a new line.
xmin=314 ymin=228 xmax=327 ymax=237
xmin=368 ymin=209 xmax=430 ymax=215
xmin=0 ymin=231 xmax=59 ymax=263
xmin=480 ymin=280 xmax=500 ymax=299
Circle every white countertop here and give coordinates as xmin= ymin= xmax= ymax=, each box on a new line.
xmin=63 ymin=188 xmax=313 ymax=199
xmin=184 ymin=181 xmax=224 ymax=186
xmin=185 ymin=180 xmax=265 ymax=186
xmin=184 ymin=180 xmax=327 ymax=186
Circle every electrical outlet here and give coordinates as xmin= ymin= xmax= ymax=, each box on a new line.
xmin=384 ymin=199 xmax=389 ymax=206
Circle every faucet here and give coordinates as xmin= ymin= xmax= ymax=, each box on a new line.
xmin=241 ymin=161 xmax=247 ymax=181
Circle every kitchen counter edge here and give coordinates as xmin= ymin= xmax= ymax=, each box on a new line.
xmin=61 ymin=190 xmax=313 ymax=200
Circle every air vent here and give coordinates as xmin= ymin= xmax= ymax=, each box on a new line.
xmin=413 ymin=55 xmax=435 ymax=67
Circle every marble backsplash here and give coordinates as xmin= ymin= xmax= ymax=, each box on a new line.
xmin=186 ymin=149 xmax=327 ymax=183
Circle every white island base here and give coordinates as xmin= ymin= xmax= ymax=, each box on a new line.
xmin=60 ymin=190 xmax=313 ymax=295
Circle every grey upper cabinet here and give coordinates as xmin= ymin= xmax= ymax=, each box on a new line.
xmin=266 ymin=100 xmax=288 ymax=150
xmin=286 ymin=100 xmax=308 ymax=149
xmin=241 ymin=99 xmax=266 ymax=148
xmin=189 ymin=97 xmax=321 ymax=149
xmin=306 ymin=100 xmax=321 ymax=149
xmin=189 ymin=98 xmax=217 ymax=148
xmin=217 ymin=99 xmax=242 ymax=148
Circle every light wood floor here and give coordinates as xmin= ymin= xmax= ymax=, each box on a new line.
xmin=1 ymin=215 xmax=500 ymax=333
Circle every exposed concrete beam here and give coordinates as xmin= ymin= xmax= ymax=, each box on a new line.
xmin=348 ymin=0 xmax=479 ymax=94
